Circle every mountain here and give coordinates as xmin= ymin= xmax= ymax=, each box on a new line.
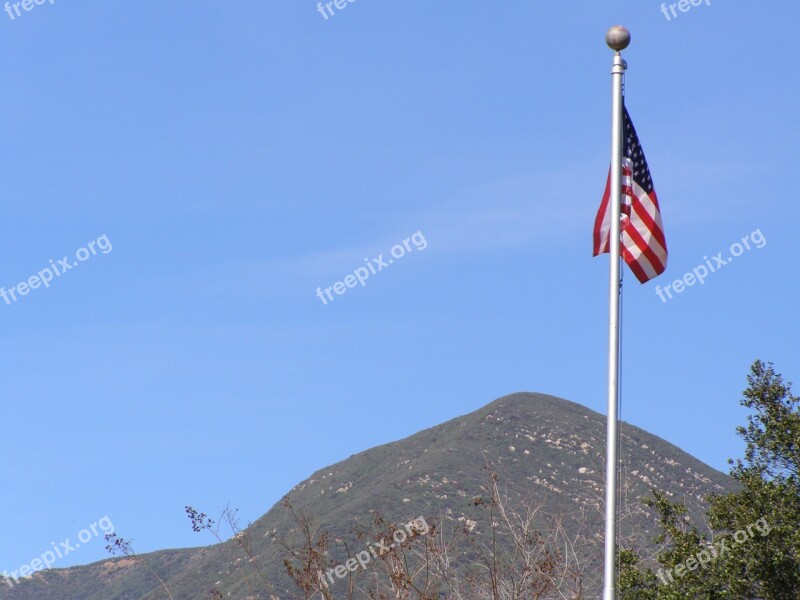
xmin=0 ymin=392 xmax=735 ymax=599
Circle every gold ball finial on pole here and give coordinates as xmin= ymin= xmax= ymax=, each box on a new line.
xmin=605 ymin=25 xmax=631 ymax=52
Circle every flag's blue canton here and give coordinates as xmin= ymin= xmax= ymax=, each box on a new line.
xmin=623 ymin=106 xmax=654 ymax=194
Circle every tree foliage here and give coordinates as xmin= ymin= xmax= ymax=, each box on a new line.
xmin=620 ymin=360 xmax=800 ymax=599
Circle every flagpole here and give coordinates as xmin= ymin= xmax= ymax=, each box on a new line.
xmin=602 ymin=25 xmax=629 ymax=600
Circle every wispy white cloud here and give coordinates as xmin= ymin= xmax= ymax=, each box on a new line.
xmin=420 ymin=162 xmax=599 ymax=253
xmin=149 ymin=162 xmax=607 ymax=299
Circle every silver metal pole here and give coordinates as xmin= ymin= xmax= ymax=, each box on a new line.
xmin=602 ymin=25 xmax=630 ymax=600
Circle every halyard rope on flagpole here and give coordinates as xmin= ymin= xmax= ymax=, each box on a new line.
xmin=617 ymin=255 xmax=624 ymax=586
xmin=616 ymin=69 xmax=627 ymax=590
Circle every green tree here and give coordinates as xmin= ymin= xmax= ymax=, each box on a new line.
xmin=620 ymin=360 xmax=800 ymax=599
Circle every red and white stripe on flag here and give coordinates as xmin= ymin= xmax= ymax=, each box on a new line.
xmin=593 ymin=107 xmax=667 ymax=283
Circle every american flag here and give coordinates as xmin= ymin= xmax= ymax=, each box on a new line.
xmin=593 ymin=104 xmax=667 ymax=283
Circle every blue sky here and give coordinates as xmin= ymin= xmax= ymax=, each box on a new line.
xmin=1 ymin=0 xmax=798 ymax=574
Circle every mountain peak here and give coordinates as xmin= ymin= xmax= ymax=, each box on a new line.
xmin=0 ymin=392 xmax=735 ymax=600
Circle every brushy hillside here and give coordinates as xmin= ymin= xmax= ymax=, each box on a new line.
xmin=0 ymin=392 xmax=735 ymax=599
